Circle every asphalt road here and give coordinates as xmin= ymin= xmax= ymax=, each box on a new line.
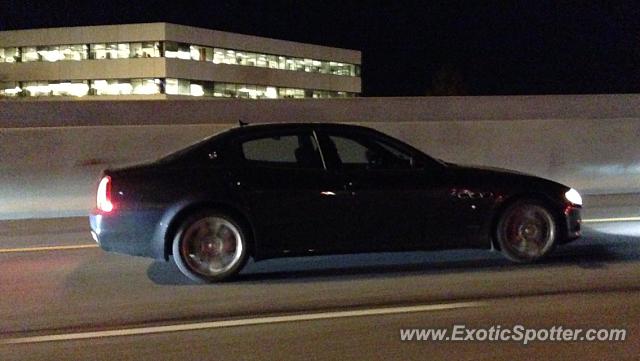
xmin=0 ymin=218 xmax=639 ymax=360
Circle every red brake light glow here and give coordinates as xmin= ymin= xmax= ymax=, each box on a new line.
xmin=97 ymin=176 xmax=114 ymax=212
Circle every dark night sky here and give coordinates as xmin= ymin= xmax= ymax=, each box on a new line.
xmin=1 ymin=0 xmax=639 ymax=96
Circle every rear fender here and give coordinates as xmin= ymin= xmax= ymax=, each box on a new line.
xmin=152 ymin=197 xmax=256 ymax=261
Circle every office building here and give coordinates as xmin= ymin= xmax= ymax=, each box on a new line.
xmin=0 ymin=23 xmax=361 ymax=99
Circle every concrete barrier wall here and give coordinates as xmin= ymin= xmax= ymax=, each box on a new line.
xmin=1 ymin=95 xmax=639 ymax=219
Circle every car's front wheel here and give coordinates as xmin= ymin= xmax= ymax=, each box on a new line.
xmin=496 ymin=199 xmax=558 ymax=263
xmin=172 ymin=211 xmax=249 ymax=282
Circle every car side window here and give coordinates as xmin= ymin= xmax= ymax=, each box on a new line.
xmin=241 ymin=132 xmax=323 ymax=169
xmin=328 ymin=134 xmax=414 ymax=171
xmin=331 ymin=136 xmax=369 ymax=164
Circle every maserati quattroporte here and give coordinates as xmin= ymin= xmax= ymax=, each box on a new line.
xmin=90 ymin=123 xmax=582 ymax=282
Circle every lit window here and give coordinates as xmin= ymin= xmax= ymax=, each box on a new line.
xmin=267 ymin=55 xmax=278 ymax=69
xmin=49 ymin=81 xmax=90 ymax=97
xmin=0 ymin=47 xmax=20 ymax=63
xmin=165 ymin=78 xmax=179 ymax=95
xmin=257 ymin=55 xmax=267 ymax=67
xmin=24 ymin=81 xmax=51 ymax=96
xmin=0 ymin=82 xmax=21 ymax=96
xmin=133 ymin=42 xmax=161 ymax=58
xmin=190 ymin=45 xmax=206 ymax=61
xmin=132 ymin=79 xmax=160 ymax=95
xmin=106 ymin=43 xmax=119 ymax=59
xmin=130 ymin=42 xmax=143 ymax=58
xmin=235 ymin=51 xmax=247 ymax=65
xmin=320 ymin=61 xmax=330 ymax=74
xmin=237 ymin=84 xmax=254 ymax=99
xmin=22 ymin=47 xmax=39 ymax=62
xmin=90 ymin=44 xmax=107 ymax=59
xmin=63 ymin=44 xmax=87 ymax=61
xmin=304 ymin=58 xmax=317 ymax=72
xmin=265 ymin=87 xmax=278 ymax=99
xmin=279 ymin=87 xmax=305 ymax=99
xmin=178 ymin=43 xmax=191 ymax=60
xmin=0 ymin=78 xmax=356 ymax=99
xmin=190 ymin=83 xmax=204 ymax=96
xmin=38 ymin=46 xmax=61 ymax=62
xmin=213 ymin=49 xmax=225 ymax=64
xmin=141 ymin=42 xmax=160 ymax=58
xmin=164 ymin=42 xmax=190 ymax=60
xmin=117 ymin=43 xmax=130 ymax=59
xmin=285 ymin=58 xmax=295 ymax=70
xmin=164 ymin=78 xmax=191 ymax=95
xmin=91 ymin=79 xmax=133 ymax=95
xmin=6 ymin=81 xmax=90 ymax=97
xmin=164 ymin=42 xmax=178 ymax=59
xmin=1 ymin=40 xmax=358 ymax=77
xmin=224 ymin=49 xmax=237 ymax=65
xmin=245 ymin=52 xmax=257 ymax=66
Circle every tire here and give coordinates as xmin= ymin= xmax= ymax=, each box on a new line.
xmin=172 ymin=210 xmax=249 ymax=283
xmin=496 ymin=199 xmax=558 ymax=263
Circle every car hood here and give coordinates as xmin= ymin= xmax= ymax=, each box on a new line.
xmin=444 ymin=162 xmax=569 ymax=193
xmin=446 ymin=163 xmax=534 ymax=177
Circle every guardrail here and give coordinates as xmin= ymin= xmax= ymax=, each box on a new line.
xmin=1 ymin=95 xmax=639 ymax=219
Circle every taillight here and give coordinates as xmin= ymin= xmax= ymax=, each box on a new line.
xmin=97 ymin=176 xmax=114 ymax=212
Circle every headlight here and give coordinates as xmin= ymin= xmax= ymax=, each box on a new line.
xmin=565 ymin=188 xmax=582 ymax=206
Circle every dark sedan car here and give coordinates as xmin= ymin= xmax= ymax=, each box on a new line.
xmin=90 ymin=123 xmax=582 ymax=282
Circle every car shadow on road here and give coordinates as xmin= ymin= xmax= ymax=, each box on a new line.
xmin=146 ymin=227 xmax=640 ymax=286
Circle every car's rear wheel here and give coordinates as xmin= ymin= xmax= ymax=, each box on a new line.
xmin=172 ymin=211 xmax=249 ymax=282
xmin=496 ymin=199 xmax=558 ymax=263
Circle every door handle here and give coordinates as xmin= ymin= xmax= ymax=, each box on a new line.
xmin=229 ymin=179 xmax=247 ymax=190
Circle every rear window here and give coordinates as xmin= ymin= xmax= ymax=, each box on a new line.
xmin=241 ymin=133 xmax=323 ymax=169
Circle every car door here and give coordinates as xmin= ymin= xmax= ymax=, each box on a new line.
xmin=317 ymin=129 xmax=449 ymax=252
xmin=227 ymin=128 xmax=350 ymax=258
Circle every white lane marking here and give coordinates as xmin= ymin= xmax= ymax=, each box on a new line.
xmin=582 ymin=216 xmax=640 ymax=223
xmin=0 ymin=244 xmax=98 ymax=254
xmin=0 ymin=301 xmax=483 ymax=345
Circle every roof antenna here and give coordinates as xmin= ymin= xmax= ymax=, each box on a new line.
xmin=238 ymin=119 xmax=249 ymax=127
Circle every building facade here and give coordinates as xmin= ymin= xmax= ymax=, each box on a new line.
xmin=0 ymin=23 xmax=361 ymax=99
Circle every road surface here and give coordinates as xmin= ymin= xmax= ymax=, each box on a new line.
xmin=0 ymin=217 xmax=638 ymax=360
